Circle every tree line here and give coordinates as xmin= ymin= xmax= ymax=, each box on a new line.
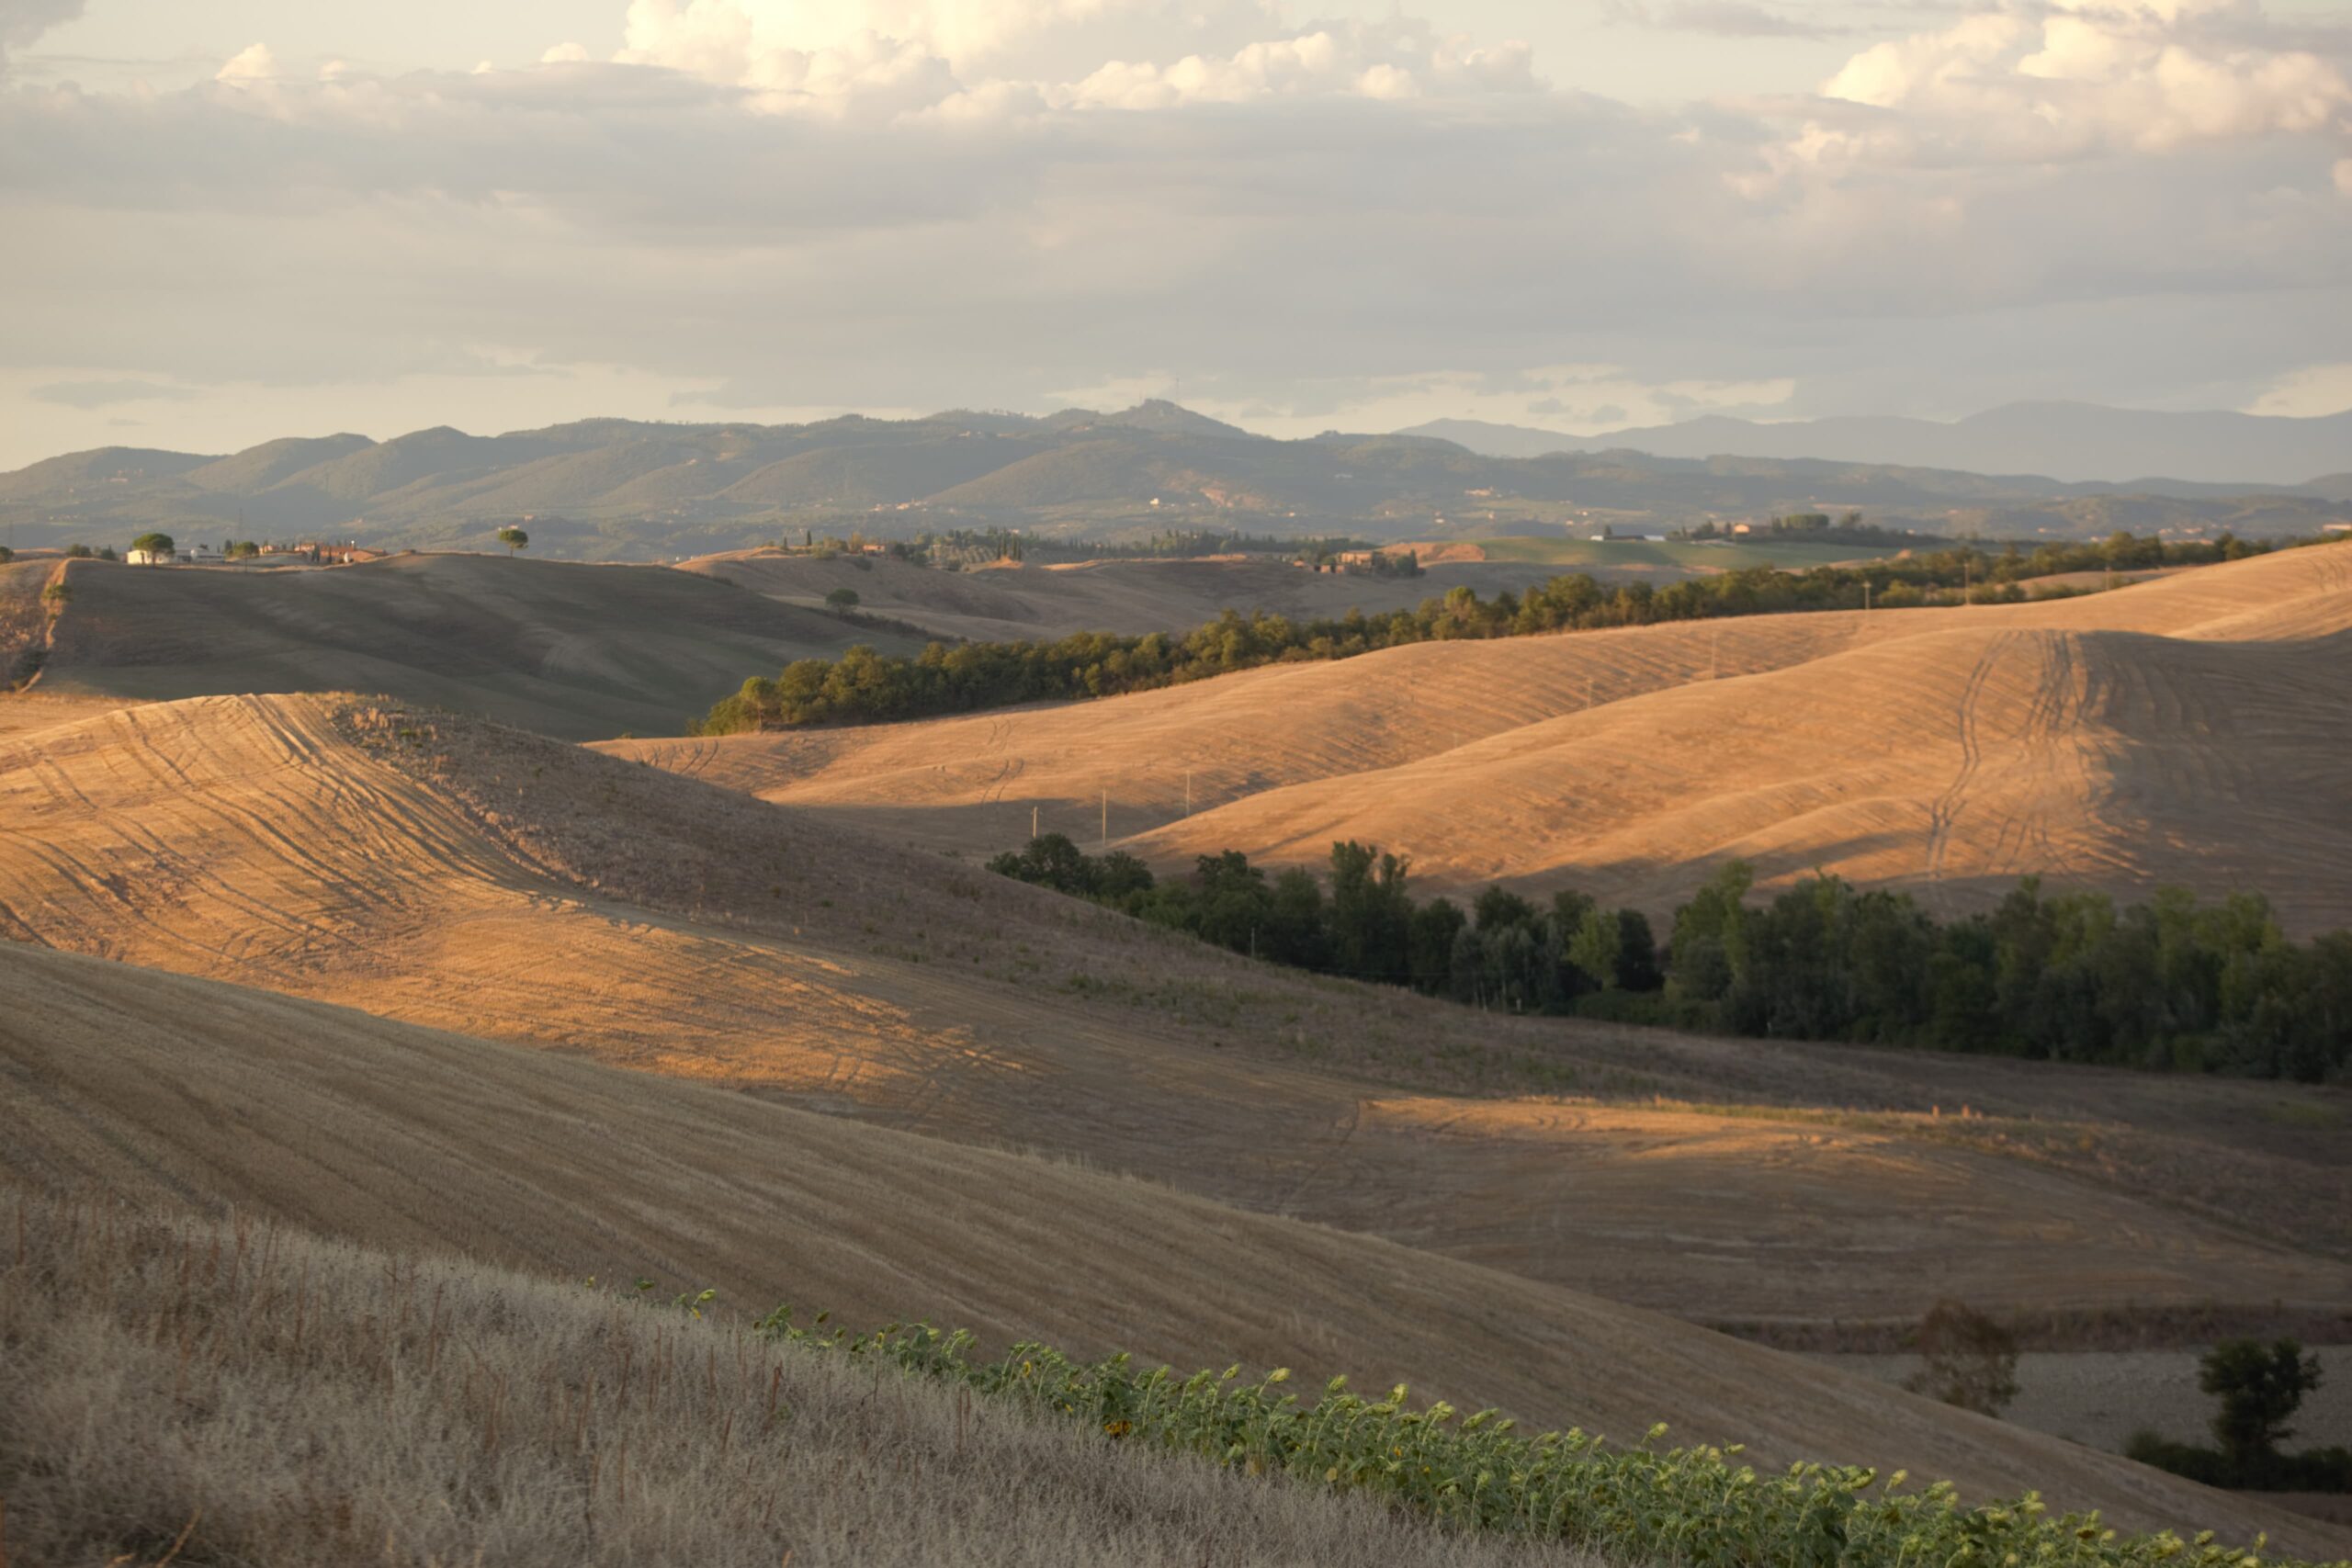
xmin=693 ymin=532 xmax=2338 ymax=734
xmin=988 ymin=837 xmax=2352 ymax=1081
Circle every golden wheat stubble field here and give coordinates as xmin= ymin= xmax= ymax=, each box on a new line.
xmin=6 ymin=941 xmax=2349 ymax=1559
xmin=0 ymin=689 xmax=2346 ymax=1340
xmin=616 ymin=545 xmax=2352 ymax=934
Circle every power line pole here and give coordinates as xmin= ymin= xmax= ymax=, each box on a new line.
xmin=1031 ymin=804 xmax=1038 ymax=840
xmin=1185 ymin=769 xmax=1193 ymax=817
xmin=1100 ymin=788 xmax=1108 ymax=852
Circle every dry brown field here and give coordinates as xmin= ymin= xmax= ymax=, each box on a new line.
xmin=616 ymin=544 xmax=2352 ymax=932
xmin=1 ymin=1187 xmax=1604 ymax=1568
xmin=5 ymin=942 xmax=2346 ymax=1556
xmin=5 ymin=547 xmax=2348 ymax=1558
xmin=12 ymin=551 xmax=922 ymax=740
xmin=681 ymin=547 xmax=1570 ymax=641
xmin=0 ymin=690 xmax=2345 ymax=1337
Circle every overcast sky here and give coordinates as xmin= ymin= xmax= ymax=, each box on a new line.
xmin=2 ymin=0 xmax=2348 ymax=467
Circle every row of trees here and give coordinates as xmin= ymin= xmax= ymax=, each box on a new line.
xmin=989 ymin=838 xmax=2352 ymax=1081
xmin=696 ymin=533 xmax=2337 ymax=734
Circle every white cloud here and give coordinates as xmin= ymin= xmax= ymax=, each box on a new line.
xmin=2248 ymin=362 xmax=2352 ymax=417
xmin=2337 ymin=157 xmax=2352 ymax=197
xmin=610 ymin=0 xmax=1537 ymax=115
xmin=540 ymin=42 xmax=592 ymax=65
xmin=619 ymin=0 xmax=1126 ymax=74
xmin=1219 ymin=365 xmax=1802 ymax=438
xmin=1818 ymin=1 xmax=2350 ymax=157
xmin=215 ymin=41 xmax=279 ymax=84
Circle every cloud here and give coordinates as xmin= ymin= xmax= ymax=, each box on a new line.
xmin=0 ymin=0 xmax=2346 ymax=462
xmin=1606 ymin=1 xmax=1828 ymax=40
xmin=1058 ymin=25 xmax=1537 ymax=109
xmin=1817 ymin=1 xmax=2352 ymax=157
xmin=1260 ymin=365 xmax=1802 ymax=436
xmin=2247 ymin=362 xmax=2352 ymax=418
xmin=31 ymin=378 xmax=202 ymax=409
xmin=215 ymin=42 xmax=278 ymax=84
xmin=0 ymin=0 xmax=82 ymax=77
xmin=608 ymin=0 xmax=1537 ymax=115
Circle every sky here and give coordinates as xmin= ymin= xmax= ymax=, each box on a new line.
xmin=1 ymin=0 xmax=2348 ymax=468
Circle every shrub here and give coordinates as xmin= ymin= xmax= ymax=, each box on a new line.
xmin=1903 ymin=1301 xmax=2019 ymax=1417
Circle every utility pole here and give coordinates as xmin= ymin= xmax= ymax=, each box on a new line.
xmin=1100 ymin=788 xmax=1108 ymax=852
xmin=1185 ymin=769 xmax=1193 ymax=817
xmin=1863 ymin=580 xmax=1871 ymax=614
xmin=1031 ymin=804 xmax=1038 ymax=840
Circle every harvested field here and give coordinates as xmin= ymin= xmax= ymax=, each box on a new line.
xmin=616 ymin=545 xmax=2352 ymax=933
xmin=680 ymin=548 xmax=1571 ymax=642
xmin=9 ymin=552 xmax=922 ymax=740
xmin=0 ymin=692 xmax=2346 ymax=1333
xmin=3 ymin=947 xmax=2345 ymax=1556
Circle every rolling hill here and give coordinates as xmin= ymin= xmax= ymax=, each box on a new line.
xmin=1407 ymin=403 xmax=2352 ymax=488
xmin=683 ymin=548 xmax=1577 ymax=642
xmin=6 ymin=402 xmax=2344 ymax=560
xmin=4 ymin=936 xmax=2346 ymax=1556
xmin=612 ymin=545 xmax=2352 ymax=935
xmin=0 ymin=688 xmax=2345 ymax=1343
xmin=13 ymin=551 xmax=921 ymax=740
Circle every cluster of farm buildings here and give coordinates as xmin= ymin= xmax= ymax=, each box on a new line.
xmin=125 ymin=541 xmax=386 ymax=567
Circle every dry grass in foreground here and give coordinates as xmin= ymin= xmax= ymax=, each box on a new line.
xmin=0 ymin=1194 xmax=1593 ymax=1568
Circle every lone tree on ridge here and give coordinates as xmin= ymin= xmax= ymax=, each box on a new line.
xmin=495 ymin=526 xmax=529 ymax=558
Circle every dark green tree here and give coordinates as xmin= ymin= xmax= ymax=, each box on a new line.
xmin=2201 ymin=1339 xmax=2322 ymax=1479
xmin=1407 ymin=897 xmax=1465 ymax=994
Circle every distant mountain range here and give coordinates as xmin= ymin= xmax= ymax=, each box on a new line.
xmin=1399 ymin=402 xmax=2352 ymax=490
xmin=3 ymin=400 xmax=2343 ymax=561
